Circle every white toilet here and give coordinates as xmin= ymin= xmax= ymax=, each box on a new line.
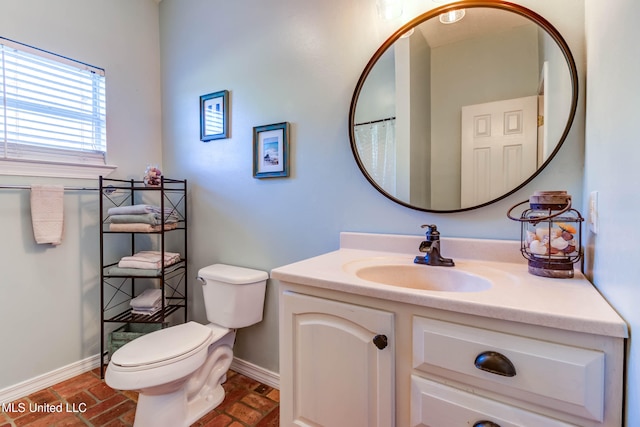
xmin=105 ymin=264 xmax=268 ymax=427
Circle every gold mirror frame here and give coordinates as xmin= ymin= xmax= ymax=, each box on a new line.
xmin=349 ymin=0 xmax=579 ymax=213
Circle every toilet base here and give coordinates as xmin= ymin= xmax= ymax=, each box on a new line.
xmin=133 ymin=384 xmax=226 ymax=427
xmin=134 ymin=388 xmax=188 ymax=427
xmin=186 ymin=384 xmax=225 ymax=425
xmin=132 ymin=375 xmax=228 ymax=427
xmin=128 ymin=333 xmax=235 ymax=427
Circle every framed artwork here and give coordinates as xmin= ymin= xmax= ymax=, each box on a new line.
xmin=200 ymin=90 xmax=229 ymax=141
xmin=253 ymin=122 xmax=290 ymax=178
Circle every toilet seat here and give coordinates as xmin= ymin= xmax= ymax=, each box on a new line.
xmin=111 ymin=321 xmax=216 ymax=369
xmin=106 ymin=322 xmax=234 ymax=391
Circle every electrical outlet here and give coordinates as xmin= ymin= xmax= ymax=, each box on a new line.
xmin=589 ymin=191 xmax=598 ymax=234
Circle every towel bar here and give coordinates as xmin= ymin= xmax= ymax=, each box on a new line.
xmin=0 ymin=184 xmax=99 ymax=191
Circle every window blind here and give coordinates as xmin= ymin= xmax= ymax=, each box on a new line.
xmin=0 ymin=38 xmax=106 ymax=166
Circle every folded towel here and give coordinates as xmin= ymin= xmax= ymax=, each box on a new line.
xmin=118 ymin=251 xmax=181 ymax=270
xmin=130 ymin=288 xmax=162 ymax=309
xmin=136 ymin=250 xmax=181 ymax=259
xmin=131 ymin=297 xmax=163 ymax=316
xmin=118 ymin=258 xmax=179 ymax=270
xmin=109 ymin=222 xmax=177 ymax=233
xmin=131 ymin=250 xmax=180 ymax=262
xmin=131 ymin=300 xmax=162 ymax=310
xmin=30 ymin=185 xmax=64 ymax=245
xmin=108 ymin=204 xmax=178 ymax=218
xmin=131 ymin=306 xmax=161 ymax=316
xmin=109 ymin=213 xmax=177 ymax=225
xmin=106 ymin=263 xmax=181 ymax=277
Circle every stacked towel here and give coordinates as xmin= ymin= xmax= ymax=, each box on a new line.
xmin=130 ymin=288 xmax=163 ymax=316
xmin=107 ymin=250 xmax=182 ymax=277
xmin=107 ymin=204 xmax=179 ymax=232
xmin=107 ymin=266 xmax=172 ymax=277
xmin=118 ymin=251 xmax=181 ymax=269
xmin=110 ymin=213 xmax=170 ymax=225
xmin=30 ymin=185 xmax=64 ymax=245
xmin=109 ymin=223 xmax=177 ymax=232
xmin=108 ymin=204 xmax=179 ymax=221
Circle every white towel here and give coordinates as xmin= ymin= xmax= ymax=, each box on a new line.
xmin=130 ymin=288 xmax=163 ymax=309
xmin=136 ymin=250 xmax=181 ymax=264
xmin=30 ymin=185 xmax=64 ymax=245
xmin=131 ymin=295 xmax=163 ymax=315
xmin=118 ymin=251 xmax=181 ymax=269
xmin=131 ymin=306 xmax=162 ymax=316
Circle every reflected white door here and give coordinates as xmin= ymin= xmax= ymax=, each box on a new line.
xmin=461 ymin=95 xmax=538 ymax=208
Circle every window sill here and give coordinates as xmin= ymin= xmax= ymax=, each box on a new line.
xmin=0 ymin=159 xmax=117 ymax=179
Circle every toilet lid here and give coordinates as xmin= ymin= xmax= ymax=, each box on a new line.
xmin=111 ymin=322 xmax=214 ymax=367
xmin=198 ymin=264 xmax=269 ymax=284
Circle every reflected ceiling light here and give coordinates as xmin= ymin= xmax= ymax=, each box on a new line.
xmin=400 ymin=28 xmax=415 ymax=38
xmin=439 ymin=9 xmax=466 ymax=24
xmin=377 ymin=0 xmax=403 ymax=20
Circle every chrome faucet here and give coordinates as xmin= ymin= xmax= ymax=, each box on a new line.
xmin=414 ymin=224 xmax=455 ymax=267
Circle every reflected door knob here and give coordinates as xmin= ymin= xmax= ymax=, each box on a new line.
xmin=372 ymin=334 xmax=388 ymax=350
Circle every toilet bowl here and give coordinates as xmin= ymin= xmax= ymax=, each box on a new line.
xmin=105 ymin=264 xmax=268 ymax=427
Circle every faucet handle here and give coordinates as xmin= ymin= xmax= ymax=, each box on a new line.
xmin=420 ymin=224 xmax=440 ymax=240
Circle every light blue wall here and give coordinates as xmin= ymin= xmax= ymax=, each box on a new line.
xmin=0 ymin=0 xmax=162 ymax=390
xmin=159 ymin=0 xmax=586 ymax=373
xmin=584 ymin=1 xmax=640 ymax=425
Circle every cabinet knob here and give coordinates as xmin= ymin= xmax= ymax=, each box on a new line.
xmin=473 ymin=421 xmax=501 ymax=427
xmin=372 ymin=334 xmax=388 ymax=350
xmin=474 ymin=351 xmax=516 ymax=377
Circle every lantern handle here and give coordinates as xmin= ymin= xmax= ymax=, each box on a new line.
xmin=506 ymin=197 xmax=573 ymax=223
xmin=506 ymin=199 xmax=529 ymax=221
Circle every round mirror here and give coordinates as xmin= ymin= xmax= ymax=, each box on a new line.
xmin=349 ymin=1 xmax=578 ymax=213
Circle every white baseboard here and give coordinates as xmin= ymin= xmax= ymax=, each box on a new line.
xmin=0 ymin=354 xmax=279 ymax=405
xmin=230 ymin=357 xmax=280 ymax=390
xmin=0 ymin=354 xmax=101 ymax=405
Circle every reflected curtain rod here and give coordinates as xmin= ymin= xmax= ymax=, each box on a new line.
xmin=354 ymin=116 xmax=396 ymax=126
xmin=0 ymin=184 xmax=98 ymax=191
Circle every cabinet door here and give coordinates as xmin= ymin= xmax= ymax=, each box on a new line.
xmin=280 ymin=291 xmax=394 ymax=427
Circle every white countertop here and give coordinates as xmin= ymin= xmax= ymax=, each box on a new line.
xmin=271 ymin=232 xmax=628 ymax=338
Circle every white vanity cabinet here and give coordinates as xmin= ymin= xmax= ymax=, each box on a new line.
xmin=279 ymin=291 xmax=395 ymax=427
xmin=278 ymin=284 xmax=624 ymax=427
xmin=273 ymin=233 xmax=627 ymax=427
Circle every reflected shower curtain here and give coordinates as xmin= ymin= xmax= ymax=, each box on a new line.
xmin=354 ymin=119 xmax=396 ymax=196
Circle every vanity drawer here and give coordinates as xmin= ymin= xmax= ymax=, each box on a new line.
xmin=411 ymin=375 xmax=577 ymax=427
xmin=413 ymin=316 xmax=605 ymax=421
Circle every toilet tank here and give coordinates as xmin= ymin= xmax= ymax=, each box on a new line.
xmin=197 ymin=264 xmax=268 ymax=328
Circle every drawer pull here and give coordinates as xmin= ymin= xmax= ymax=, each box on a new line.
xmin=474 ymin=351 xmax=516 ymax=377
xmin=372 ymin=334 xmax=388 ymax=350
xmin=473 ymin=421 xmax=501 ymax=427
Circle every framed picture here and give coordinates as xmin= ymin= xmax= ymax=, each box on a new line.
xmin=200 ymin=90 xmax=229 ymax=141
xmin=253 ymin=122 xmax=290 ymax=178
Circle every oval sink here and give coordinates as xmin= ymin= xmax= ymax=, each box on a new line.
xmin=351 ymin=263 xmax=492 ymax=292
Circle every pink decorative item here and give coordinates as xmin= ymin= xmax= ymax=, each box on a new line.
xmin=144 ymin=165 xmax=162 ymax=187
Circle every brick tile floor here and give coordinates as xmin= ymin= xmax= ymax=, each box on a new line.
xmin=1 ymin=368 xmax=279 ymax=427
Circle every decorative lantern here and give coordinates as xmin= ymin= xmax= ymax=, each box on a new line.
xmin=507 ymin=191 xmax=583 ymax=278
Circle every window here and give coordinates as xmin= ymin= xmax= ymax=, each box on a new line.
xmin=0 ymin=37 xmax=113 ymax=178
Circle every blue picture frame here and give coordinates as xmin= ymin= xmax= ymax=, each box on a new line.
xmin=200 ymin=90 xmax=229 ymax=141
xmin=253 ymin=122 xmax=290 ymax=178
